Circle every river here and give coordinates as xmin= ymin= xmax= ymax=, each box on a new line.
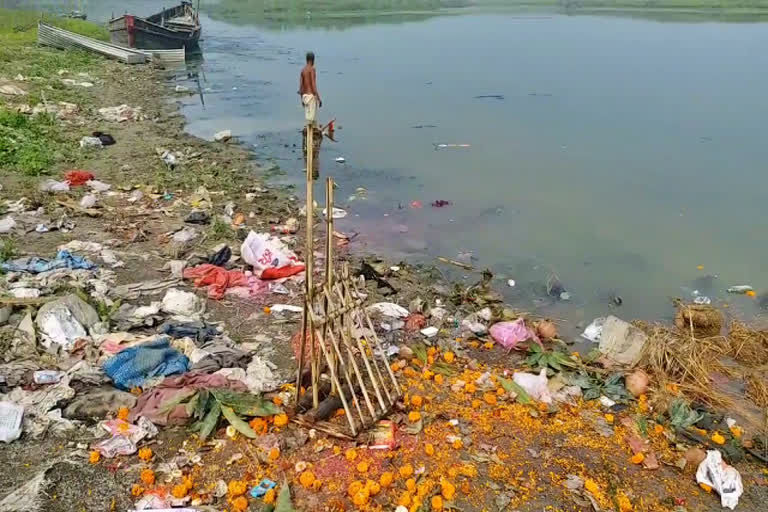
xmin=38 ymin=1 xmax=768 ymax=327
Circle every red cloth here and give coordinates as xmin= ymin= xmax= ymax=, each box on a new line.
xmin=261 ymin=264 xmax=305 ymax=280
xmin=183 ymin=264 xmax=249 ymax=300
xmin=64 ymin=170 xmax=95 ymax=186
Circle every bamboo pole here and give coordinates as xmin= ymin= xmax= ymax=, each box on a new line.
xmin=324 ymin=177 xmax=336 ymax=394
xmin=306 ymin=124 xmax=319 ymax=409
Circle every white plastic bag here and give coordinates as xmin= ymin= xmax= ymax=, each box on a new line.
xmin=0 ymin=216 xmax=16 ymax=234
xmin=696 ymin=450 xmax=743 ymax=509
xmin=513 ymin=369 xmax=552 ymax=404
xmin=367 ymin=302 xmax=410 ymax=318
xmin=0 ymin=401 xmax=24 ymax=443
xmin=162 ymin=288 xmax=205 ymax=318
xmin=581 ymin=317 xmax=606 ymax=343
xmin=241 ymin=231 xmax=300 ymax=272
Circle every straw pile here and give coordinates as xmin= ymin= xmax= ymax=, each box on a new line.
xmin=728 ymin=321 xmax=768 ymax=367
xmin=673 ymin=302 xmax=723 ymax=337
xmin=638 ymin=322 xmax=733 ymax=408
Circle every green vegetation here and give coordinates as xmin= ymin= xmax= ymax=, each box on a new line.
xmin=0 ymin=110 xmax=64 ymax=176
xmin=0 ymin=8 xmax=107 ymax=77
xmin=0 ymin=237 xmax=18 ymax=263
xmin=0 ymin=9 xmax=109 ymax=176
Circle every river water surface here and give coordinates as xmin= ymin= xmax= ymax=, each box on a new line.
xmin=65 ymin=2 xmax=768 ymax=326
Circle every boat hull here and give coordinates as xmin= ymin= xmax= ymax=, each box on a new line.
xmin=108 ymin=2 xmax=200 ymax=51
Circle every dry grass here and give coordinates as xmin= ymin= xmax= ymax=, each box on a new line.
xmin=728 ymin=321 xmax=768 ymax=367
xmin=638 ymin=323 xmax=734 ymax=408
xmin=745 ymin=368 xmax=768 ymax=408
xmin=673 ymin=302 xmax=723 ymax=337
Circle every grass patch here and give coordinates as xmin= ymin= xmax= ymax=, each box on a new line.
xmin=0 ymin=237 xmax=18 ymax=263
xmin=0 ymin=8 xmax=108 ymax=78
xmin=0 ymin=109 xmax=69 ymax=176
xmin=209 ymin=217 xmax=235 ymax=241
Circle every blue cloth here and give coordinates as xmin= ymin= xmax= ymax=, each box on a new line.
xmin=103 ymin=337 xmax=189 ymax=390
xmin=1 ymin=250 xmax=96 ymax=274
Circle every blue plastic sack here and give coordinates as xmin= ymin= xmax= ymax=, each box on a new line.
xmin=103 ymin=337 xmax=189 ymax=390
xmin=1 ymin=250 xmax=96 ymax=274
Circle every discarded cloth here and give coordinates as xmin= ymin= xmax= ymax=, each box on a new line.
xmin=489 ymin=319 xmax=541 ymax=350
xmin=103 ymin=337 xmax=189 ymax=390
xmin=64 ymin=170 xmax=95 ymax=186
xmin=1 ymin=250 xmax=95 ymax=274
xmin=191 ymin=342 xmax=250 ymax=373
xmin=160 ymin=322 xmax=219 ymax=344
xmin=35 ymin=293 xmax=99 ymax=350
xmin=261 ymin=265 xmax=305 ymax=280
xmin=183 ymin=264 xmax=249 ymax=300
xmin=208 ymin=245 xmax=231 ymax=267
xmin=128 ymin=372 xmax=246 ymax=425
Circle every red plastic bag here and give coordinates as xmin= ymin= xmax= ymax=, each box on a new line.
xmin=261 ymin=264 xmax=305 ymax=280
xmin=64 ymin=170 xmax=95 ymax=186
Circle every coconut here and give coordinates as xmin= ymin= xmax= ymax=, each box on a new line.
xmin=625 ymin=369 xmax=650 ymax=397
xmin=684 ymin=447 xmax=706 ymax=468
xmin=536 ymin=320 xmax=558 ymax=340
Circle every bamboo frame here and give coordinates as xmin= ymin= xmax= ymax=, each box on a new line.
xmin=294 ymin=164 xmax=402 ymax=437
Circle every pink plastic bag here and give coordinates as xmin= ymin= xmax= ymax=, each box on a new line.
xmin=489 ymin=319 xmax=540 ymax=350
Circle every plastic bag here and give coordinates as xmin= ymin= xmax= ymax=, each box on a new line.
xmin=241 ymin=231 xmax=301 ymax=273
xmin=0 ymin=401 xmax=24 ymax=443
xmin=581 ymin=317 xmax=606 ymax=343
xmin=696 ymin=450 xmax=743 ymax=509
xmin=367 ymin=302 xmax=410 ymax=318
xmin=93 ymin=434 xmax=137 ymax=458
xmin=513 ymin=369 xmax=552 ymax=404
xmin=490 ymin=319 xmax=540 ymax=350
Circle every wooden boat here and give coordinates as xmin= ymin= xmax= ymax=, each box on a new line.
xmin=108 ymin=1 xmax=201 ymax=52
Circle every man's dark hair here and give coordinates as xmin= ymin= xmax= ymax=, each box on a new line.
xmin=306 ymin=52 xmax=315 ymax=63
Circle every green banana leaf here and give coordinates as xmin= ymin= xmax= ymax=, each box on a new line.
xmin=275 ymin=480 xmax=296 ymax=512
xmin=194 ymin=400 xmax=221 ymax=441
xmin=211 ymin=390 xmax=283 ymax=417
xmin=497 ymin=376 xmax=532 ymax=404
xmin=221 ymin=405 xmax=257 ymax=439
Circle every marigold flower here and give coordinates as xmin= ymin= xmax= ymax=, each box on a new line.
xmin=425 ymin=443 xmax=435 ymax=456
xmin=441 ymin=480 xmax=456 ymax=500
xmin=345 ymin=448 xmax=357 ymax=461
xmin=434 ymin=374 xmax=444 ymax=385
xmin=352 ymin=488 xmax=370 ymax=506
xmin=443 ymin=352 xmax=455 ymax=363
xmin=273 ymin=414 xmax=289 ymax=427
xmin=431 ymin=495 xmax=444 ymax=510
xmin=248 ymin=417 xmax=268 ymax=435
xmin=399 ymin=464 xmax=414 ymax=479
xmin=406 ymin=478 xmax=416 ymax=491
xmin=172 ymin=483 xmax=189 ymax=498
xmin=365 ymin=480 xmax=381 ymax=496
xmin=140 ymin=469 xmax=155 ymax=486
xmin=711 ymin=432 xmax=726 ymax=445
xmin=117 ymin=407 xmax=129 ymax=421
xmin=131 ymin=484 xmax=144 ymax=496
xmin=604 ymin=414 xmax=614 ymax=424
xmin=483 ymin=393 xmax=497 ymax=405
xmin=380 ymin=471 xmax=394 ymax=488
xmin=89 ymin=451 xmax=100 ymax=464
xmin=228 ymin=480 xmax=247 ymax=497
xmin=348 ymin=480 xmax=364 ymax=497
xmin=399 ymin=491 xmax=412 ymax=507
xmin=264 ymin=489 xmax=276 ymax=504
xmin=299 ymin=471 xmax=316 ymax=488
xmin=411 ymin=395 xmax=423 ymax=407
xmin=138 ymin=447 xmax=153 ymax=461
xmin=268 ymin=447 xmax=280 ymax=461
xmin=232 ymin=496 xmax=248 ymax=511
xmin=408 ymin=411 xmax=421 ymax=422
xmin=631 ymin=452 xmax=645 ymax=464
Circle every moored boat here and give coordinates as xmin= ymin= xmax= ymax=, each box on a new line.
xmin=108 ymin=1 xmax=201 ymax=52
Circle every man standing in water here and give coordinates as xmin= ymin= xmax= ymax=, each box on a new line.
xmin=299 ymin=52 xmax=321 ymax=125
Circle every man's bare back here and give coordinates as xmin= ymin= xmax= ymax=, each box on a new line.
xmin=298 ymin=55 xmax=320 ymax=106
